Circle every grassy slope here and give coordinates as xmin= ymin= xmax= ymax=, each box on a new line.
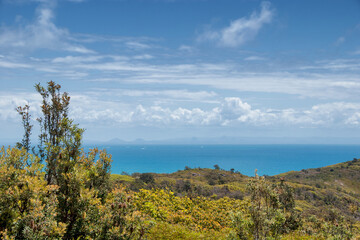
xmin=277 ymin=158 xmax=360 ymax=194
xmin=275 ymin=158 xmax=360 ymax=221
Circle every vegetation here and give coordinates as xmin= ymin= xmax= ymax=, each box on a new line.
xmin=0 ymin=81 xmax=359 ymax=239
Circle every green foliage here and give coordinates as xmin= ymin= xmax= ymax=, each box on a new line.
xmin=278 ymin=159 xmax=360 ymax=222
xmin=139 ymin=173 xmax=155 ymax=184
xmin=230 ymin=173 xmax=301 ymax=239
xmin=0 ymin=146 xmax=150 ymax=239
xmin=1 ymin=81 xmax=151 ymax=239
xmin=134 ymin=188 xmax=244 ymax=232
xmin=299 ymin=213 xmax=355 ymax=240
xmin=15 ymin=105 xmax=32 ymax=153
xmin=110 ymin=174 xmax=135 ymax=183
xmin=148 ymin=222 xmax=229 ymax=240
xmin=0 ymin=147 xmax=65 ymax=239
xmin=34 ymin=81 xmax=73 ymax=185
xmin=99 ymin=187 xmax=153 ymax=239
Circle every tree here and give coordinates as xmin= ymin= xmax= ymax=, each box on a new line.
xmin=1 ymin=80 xmax=153 ymax=239
xmin=230 ymin=171 xmax=301 ymax=240
xmin=34 ymin=81 xmax=73 ymax=185
xmin=13 ymin=81 xmax=116 ymax=239
xmin=16 ymin=105 xmax=32 ymax=153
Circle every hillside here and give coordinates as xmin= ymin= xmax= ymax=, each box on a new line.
xmin=275 ymin=158 xmax=360 ymax=222
xmin=112 ymin=159 xmax=360 ymax=222
xmin=277 ymin=158 xmax=360 ymax=195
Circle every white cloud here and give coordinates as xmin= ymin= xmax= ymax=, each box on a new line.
xmin=0 ymin=60 xmax=31 ymax=69
xmin=244 ymin=56 xmax=266 ymax=61
xmin=59 ymin=96 xmax=360 ymax=127
xmin=300 ymin=59 xmax=360 ymax=71
xmin=198 ymin=1 xmax=274 ymax=47
xmin=0 ymin=93 xmax=42 ymax=121
xmin=125 ymin=41 xmax=151 ymax=50
xmin=335 ymin=36 xmax=345 ymax=45
xmin=3 ymin=51 xmax=360 ymax=100
xmin=64 ymin=46 xmax=95 ymax=54
xmin=179 ymin=45 xmax=194 ymax=52
xmin=2 ymin=91 xmax=360 ymax=129
xmin=0 ymin=3 xmax=94 ymax=54
xmin=133 ymin=54 xmax=154 ymax=60
xmin=61 ymin=59 xmax=360 ymax=99
xmin=52 ymin=55 xmax=103 ymax=64
xmin=108 ymin=89 xmax=217 ymax=100
xmin=346 ymin=112 xmax=360 ymax=125
xmin=277 ymin=102 xmax=360 ymax=126
xmin=219 ymin=97 xmax=276 ymax=125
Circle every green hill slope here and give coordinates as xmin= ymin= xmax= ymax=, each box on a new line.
xmin=274 ymin=158 xmax=360 ymax=221
xmin=112 ymin=159 xmax=360 ymax=222
xmin=277 ymin=158 xmax=360 ymax=195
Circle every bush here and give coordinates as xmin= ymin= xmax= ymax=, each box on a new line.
xmin=139 ymin=173 xmax=155 ymax=184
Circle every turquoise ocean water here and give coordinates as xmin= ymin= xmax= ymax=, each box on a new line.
xmin=86 ymin=145 xmax=360 ymax=176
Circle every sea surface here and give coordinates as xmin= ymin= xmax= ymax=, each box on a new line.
xmin=85 ymin=144 xmax=360 ymax=176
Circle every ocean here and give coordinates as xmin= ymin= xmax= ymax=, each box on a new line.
xmin=86 ymin=144 xmax=360 ymax=176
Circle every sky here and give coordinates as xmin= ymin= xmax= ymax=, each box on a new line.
xmin=1 ymin=0 xmax=360 ymax=144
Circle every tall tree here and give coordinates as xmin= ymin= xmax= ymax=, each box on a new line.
xmin=34 ymin=81 xmax=75 ymax=184
xmin=16 ymin=104 xmax=32 ymax=153
xmin=16 ymin=81 xmax=115 ymax=238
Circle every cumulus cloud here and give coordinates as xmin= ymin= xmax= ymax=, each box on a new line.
xmin=69 ymin=98 xmax=360 ymax=128
xmin=2 ymin=91 xmax=360 ymax=128
xmin=0 ymin=3 xmax=94 ymax=54
xmin=219 ymin=97 xmax=276 ymax=125
xmin=198 ymin=1 xmax=274 ymax=47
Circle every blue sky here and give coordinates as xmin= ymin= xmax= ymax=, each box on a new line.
xmin=1 ymin=0 xmax=360 ymax=143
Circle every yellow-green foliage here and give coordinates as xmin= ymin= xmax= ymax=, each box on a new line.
xmin=0 ymin=147 xmax=66 ymax=239
xmin=134 ymin=188 xmax=244 ymax=232
xmin=147 ymin=222 xmax=230 ymax=240
xmin=0 ymin=147 xmax=150 ymax=240
xmin=110 ymin=174 xmax=135 ymax=183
